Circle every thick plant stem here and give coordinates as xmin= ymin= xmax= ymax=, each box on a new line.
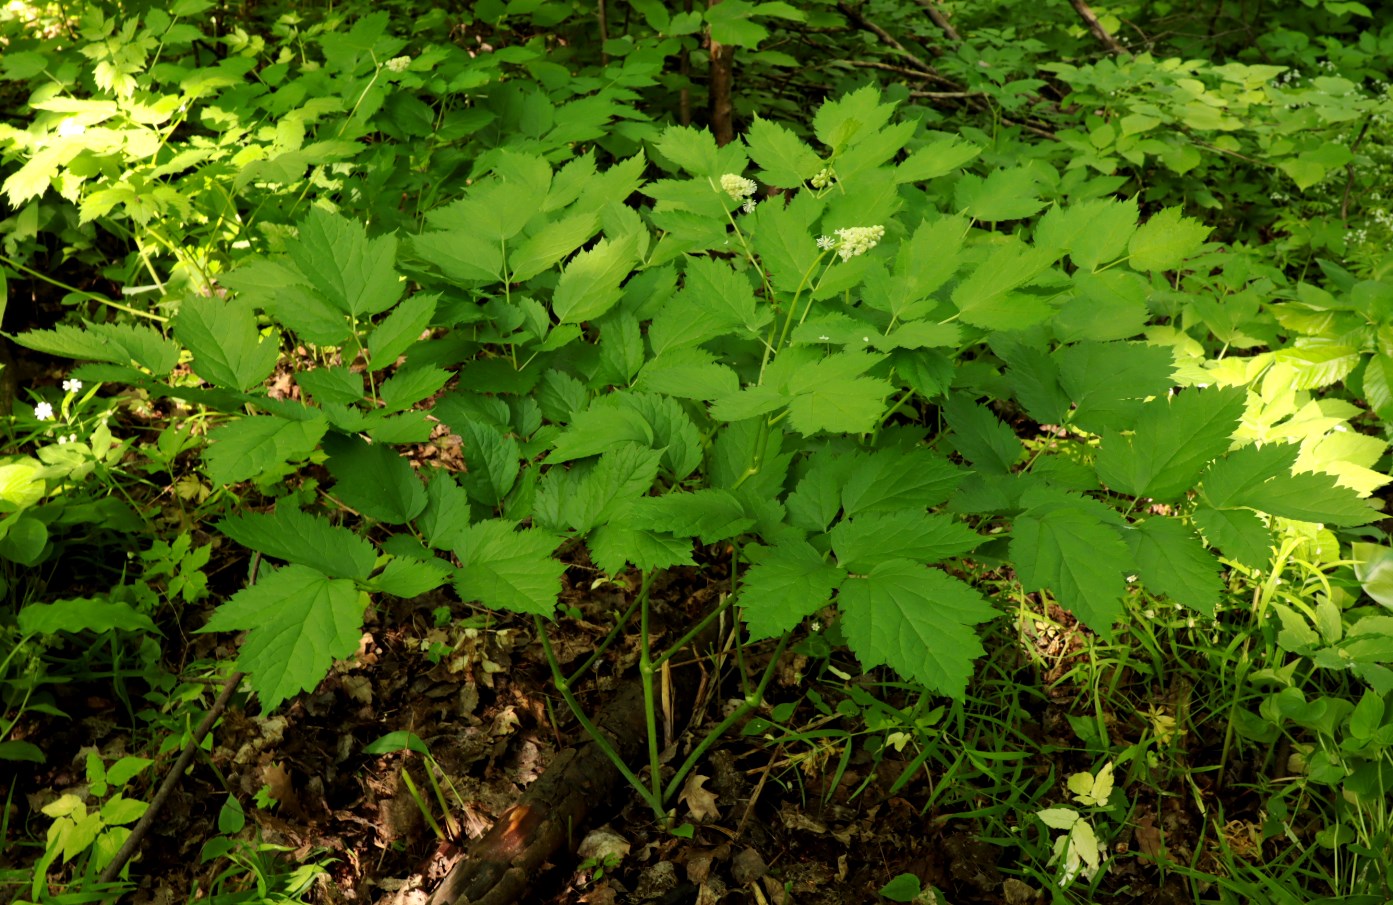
xmin=708 ymin=0 xmax=735 ymax=146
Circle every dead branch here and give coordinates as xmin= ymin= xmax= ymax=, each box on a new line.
xmin=1068 ymin=0 xmax=1130 ymax=56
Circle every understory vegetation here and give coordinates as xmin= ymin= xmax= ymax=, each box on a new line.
xmin=5 ymin=0 xmax=1393 ymax=902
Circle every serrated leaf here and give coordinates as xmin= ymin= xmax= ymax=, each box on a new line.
xmin=830 ymin=511 xmax=982 ymax=572
xmin=1095 ymin=386 xmax=1245 ymax=500
xmin=287 ymin=207 xmax=402 ymax=317
xmin=324 ymin=433 xmax=427 ymax=524
xmin=200 ymin=564 xmax=367 ymax=711
xmin=842 ymin=446 xmax=963 ymax=517
xmin=175 ymin=297 xmax=279 ymax=391
xmin=751 ymin=193 xmax=823 ymax=294
xmin=657 ymin=124 xmax=720 ymax=177
xmin=1273 ymin=344 xmax=1360 ymax=390
xmin=1201 ymin=443 xmax=1300 ymax=508
xmin=943 ymin=394 xmax=1021 ymax=474
xmin=549 ymin=404 xmax=654 ymax=462
xmin=629 ymin=489 xmax=754 ymax=543
xmin=786 ymin=351 xmax=892 ymax=435
xmin=1128 ymin=207 xmax=1212 ymax=272
xmin=554 ymin=443 xmax=664 ymax=533
xmin=553 ymin=232 xmax=639 ymax=323
xmin=456 ymin=420 xmax=521 ymax=508
xmin=1012 ymin=509 xmax=1130 ymax=637
xmin=955 ymin=167 xmax=1046 ymax=221
xmin=746 ymin=116 xmax=822 ymax=188
xmin=813 ymin=85 xmax=896 ymax=153
xmin=895 ymin=135 xmax=981 ymax=182
xmin=379 ymin=366 xmax=451 ymax=413
xmin=1056 ymin=341 xmax=1175 ymax=432
xmin=635 ymin=347 xmax=741 ymax=401
xmin=1191 ymin=505 xmax=1273 ymax=569
xmin=203 ymin=415 xmax=328 ymax=486
xmin=1203 ymin=443 xmax=1378 ymax=525
xmin=509 ymin=213 xmax=598 ymax=282
xmin=371 ymin=556 xmax=451 ymax=597
xmin=1126 ymin=518 xmax=1222 ymax=617
xmin=1035 ymin=197 xmax=1138 ymax=271
xmin=1038 ymin=807 xmax=1080 ymax=830
xmin=740 ymin=539 xmax=845 ymax=639
xmin=297 ymin=367 xmax=364 ymax=405
xmin=839 ymin=562 xmax=993 ymax=698
xmin=416 ymin=470 xmax=473 ymax=550
xmin=367 ymin=292 xmax=437 ymax=369
xmin=951 ymin=242 xmax=1055 ymax=329
xmin=218 ymin=506 xmax=375 ymax=580
xmin=588 ymin=521 xmax=695 ymax=574
xmin=453 ymin=520 xmax=564 ymax=615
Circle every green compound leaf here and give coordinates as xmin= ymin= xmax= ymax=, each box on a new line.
xmin=838 ymin=562 xmax=994 ymax=699
xmin=786 ymin=352 xmax=893 ymax=435
xmin=367 ymin=292 xmax=437 ymax=370
xmin=370 ymin=556 xmax=451 ymax=598
xmin=508 ymin=213 xmax=599 ymax=283
xmin=943 ymin=393 xmax=1021 ymax=474
xmin=894 ymin=135 xmax=981 ymax=183
xmin=740 ymin=539 xmax=845 ymax=640
xmin=1056 ymin=341 xmax=1175 ymax=433
xmin=203 ymin=415 xmax=328 ymax=487
xmin=175 ymin=297 xmax=279 ymax=391
xmin=14 ymin=322 xmax=179 ymax=374
xmin=628 ymin=489 xmax=755 ymax=544
xmin=954 ymin=167 xmax=1047 ymax=222
xmin=842 ymin=446 xmax=963 ymax=517
xmin=453 ymin=520 xmax=564 ymax=616
xmin=1192 ymin=505 xmax=1273 ymax=570
xmin=746 ymin=116 xmax=822 ymax=188
xmin=950 ymin=242 xmax=1055 ymax=329
xmin=830 ymin=511 xmax=983 ymax=572
xmin=1127 ymin=207 xmax=1212 ymax=272
xmin=286 ymin=207 xmax=403 ymax=317
xmin=553 ymin=231 xmax=640 ymax=324
xmin=1126 ymin=517 xmax=1222 ymax=617
xmin=1012 ymin=508 xmax=1131 ymax=637
xmin=1034 ymin=196 xmax=1138 ymax=271
xmin=588 ymin=521 xmax=695 ymax=575
xmin=218 ymin=507 xmax=376 ymax=581
xmin=456 ymin=420 xmax=522 ymax=508
xmin=1095 ymin=386 xmax=1245 ymax=500
xmin=324 ymin=433 xmax=427 ymax=524
xmin=201 ymin=564 xmax=368 ymax=712
xmin=1203 ymin=443 xmax=1379 ymax=526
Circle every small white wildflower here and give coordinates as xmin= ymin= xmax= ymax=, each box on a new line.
xmin=62 ymin=378 xmax=83 ymax=393
xmin=720 ymin=173 xmax=758 ymax=200
xmin=385 ymin=55 xmax=411 ymax=73
xmin=832 ymin=225 xmax=885 ymax=261
xmin=67 ymin=433 xmax=78 ymax=444
xmin=34 ymin=401 xmax=54 ymax=421
xmin=57 ymin=434 xmax=68 ymax=445
xmin=816 ymin=235 xmax=835 ymax=250
xmin=742 ymin=198 xmax=756 ymax=214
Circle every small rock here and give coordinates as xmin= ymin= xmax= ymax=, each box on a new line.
xmin=731 ymin=847 xmax=767 ymax=885
xmin=634 ymin=861 xmax=678 ymax=900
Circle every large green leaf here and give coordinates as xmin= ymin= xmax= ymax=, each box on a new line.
xmin=950 ymin=242 xmax=1055 ymax=329
xmin=955 ymin=167 xmax=1046 ymax=221
xmin=1034 ymin=197 xmax=1137 ymax=271
xmin=19 ymin=597 xmax=159 ymax=635
xmin=453 ymin=520 xmax=564 ymax=615
xmin=841 ymin=446 xmax=963 ymax=517
xmin=323 ymin=433 xmax=427 ymax=524
xmin=838 ymin=562 xmax=993 ymax=698
xmin=786 ymin=352 xmax=893 ymax=435
xmin=175 ymin=297 xmax=279 ymax=392
xmin=553 ymin=232 xmax=639 ymax=323
xmin=203 ymin=415 xmax=328 ymax=486
xmin=1095 ymin=386 xmax=1245 ymax=500
xmin=1128 ymin=207 xmax=1211 ymax=272
xmin=287 ymin=207 xmax=403 ymax=317
xmin=1012 ymin=508 xmax=1130 ymax=637
xmin=1192 ymin=505 xmax=1273 ymax=569
xmin=201 ymin=565 xmax=365 ymax=711
xmin=830 ymin=511 xmax=982 ymax=572
xmin=943 ymin=394 xmax=1021 ymax=474
xmin=746 ymin=116 xmax=822 ymax=188
xmin=740 ymin=540 xmax=845 ymax=639
xmin=218 ymin=507 xmax=376 ymax=581
xmin=1126 ymin=518 xmax=1222 ymax=617
xmin=1203 ymin=443 xmax=1378 ymax=526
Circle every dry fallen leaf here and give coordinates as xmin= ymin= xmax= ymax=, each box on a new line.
xmin=680 ymin=773 xmax=720 ymax=822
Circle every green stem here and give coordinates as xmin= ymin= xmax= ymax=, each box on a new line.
xmin=652 ymin=592 xmax=735 ymax=669
xmin=566 ymin=595 xmax=643 ymax=686
xmin=637 ymin=572 xmax=665 ymax=823
xmin=663 ymin=633 xmax=791 ymax=804
xmin=533 ymin=614 xmax=662 ymax=817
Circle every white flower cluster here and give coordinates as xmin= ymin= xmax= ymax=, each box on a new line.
xmin=719 ymin=173 xmax=759 ymax=213
xmin=817 ymin=225 xmax=885 ymax=261
xmin=385 ymin=56 xmax=412 ymax=73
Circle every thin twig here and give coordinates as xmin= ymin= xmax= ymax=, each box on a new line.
xmin=97 ymin=669 xmax=246 ymax=882
xmin=1068 ymin=0 xmax=1130 ymax=56
xmin=911 ymin=0 xmax=961 ymax=43
xmin=1341 ymin=116 xmax=1372 ymax=223
xmin=97 ymin=554 xmax=262 ymax=884
xmin=835 ymin=1 xmax=939 ymax=76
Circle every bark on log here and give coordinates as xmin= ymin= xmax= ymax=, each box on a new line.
xmin=425 ymin=680 xmax=649 ymax=905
